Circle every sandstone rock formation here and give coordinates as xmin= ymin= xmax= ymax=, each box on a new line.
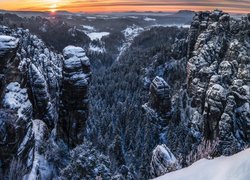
xmin=147 ymin=10 xmax=250 ymax=177
xmin=150 ymin=144 xmax=180 ymax=178
xmin=0 ymin=27 xmax=91 ymax=178
xmin=58 ymin=46 xmax=91 ymax=148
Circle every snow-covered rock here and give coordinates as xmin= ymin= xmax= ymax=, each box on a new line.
xmin=3 ymin=82 xmax=32 ymax=120
xmin=82 ymin=25 xmax=95 ymax=31
xmin=0 ymin=35 xmax=19 ymax=59
xmin=0 ymin=26 xmax=62 ymax=179
xmin=26 ymin=120 xmax=52 ymax=180
xmin=149 ymin=76 xmax=172 ymax=115
xmin=87 ymin=32 xmax=110 ymax=41
xmin=150 ymin=145 xmax=181 ymax=178
xmin=144 ymin=17 xmax=156 ymax=21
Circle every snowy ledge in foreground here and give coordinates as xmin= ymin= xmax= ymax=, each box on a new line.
xmin=154 ymin=148 xmax=250 ymax=180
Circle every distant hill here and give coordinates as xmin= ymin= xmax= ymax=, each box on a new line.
xmin=174 ymin=10 xmax=195 ymax=16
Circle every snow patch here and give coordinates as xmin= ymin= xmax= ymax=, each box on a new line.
xmin=128 ymin=16 xmax=139 ymax=19
xmin=122 ymin=25 xmax=144 ymax=39
xmin=86 ymin=16 xmax=96 ymax=20
xmin=144 ymin=17 xmax=156 ymax=21
xmin=82 ymin=25 xmax=95 ymax=31
xmin=116 ymin=25 xmax=144 ymax=61
xmin=155 ymin=148 xmax=250 ymax=180
xmin=151 ymin=24 xmax=191 ymax=28
xmin=87 ymin=32 xmax=110 ymax=41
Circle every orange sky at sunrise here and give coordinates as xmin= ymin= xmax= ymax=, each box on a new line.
xmin=0 ymin=0 xmax=249 ymax=13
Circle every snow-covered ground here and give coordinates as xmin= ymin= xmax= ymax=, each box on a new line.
xmin=87 ymin=32 xmax=110 ymax=41
xmin=82 ymin=25 xmax=95 ymax=31
xmin=80 ymin=25 xmax=109 ymax=53
xmin=128 ymin=16 xmax=139 ymax=19
xmin=151 ymin=24 xmax=191 ymax=28
xmin=116 ymin=25 xmax=144 ymax=61
xmin=155 ymin=148 xmax=250 ymax=180
xmin=144 ymin=17 xmax=156 ymax=21
xmin=86 ymin=16 xmax=96 ymax=20
xmin=123 ymin=25 xmax=144 ymax=39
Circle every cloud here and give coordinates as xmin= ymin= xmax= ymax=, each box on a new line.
xmin=58 ymin=0 xmax=250 ymax=9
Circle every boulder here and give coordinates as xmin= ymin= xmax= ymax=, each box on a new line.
xmin=150 ymin=145 xmax=180 ymax=178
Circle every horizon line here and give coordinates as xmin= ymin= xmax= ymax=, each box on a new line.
xmin=0 ymin=9 xmax=248 ymax=15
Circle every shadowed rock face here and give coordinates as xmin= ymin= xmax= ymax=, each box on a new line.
xmin=58 ymin=46 xmax=91 ymax=148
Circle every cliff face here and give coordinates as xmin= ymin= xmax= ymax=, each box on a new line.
xmin=186 ymin=10 xmax=250 ymax=154
xmin=148 ymin=10 xmax=250 ymax=178
xmin=0 ymin=27 xmax=91 ymax=178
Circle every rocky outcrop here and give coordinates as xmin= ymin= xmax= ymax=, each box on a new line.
xmin=204 ymin=84 xmax=227 ymax=139
xmin=0 ymin=26 xmax=93 ymax=179
xmin=186 ymin=10 xmax=250 ymax=152
xmin=149 ymin=76 xmax=171 ymax=115
xmin=0 ymin=82 xmax=34 ymax=178
xmin=0 ymin=35 xmax=19 ymax=97
xmin=58 ymin=46 xmax=91 ymax=148
xmin=150 ymin=144 xmax=180 ymax=178
xmin=0 ymin=27 xmax=64 ymax=179
xmin=28 ymin=63 xmax=54 ymax=128
xmin=147 ymin=10 xmax=250 ymax=178
xmin=26 ymin=119 xmax=52 ymax=180
xmin=0 ymin=35 xmax=19 ymax=69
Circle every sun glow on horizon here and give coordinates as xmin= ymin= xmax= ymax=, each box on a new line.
xmin=50 ymin=4 xmax=57 ymax=13
xmin=0 ymin=0 xmax=249 ymax=14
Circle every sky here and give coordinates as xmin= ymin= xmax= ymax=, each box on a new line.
xmin=0 ymin=0 xmax=249 ymax=13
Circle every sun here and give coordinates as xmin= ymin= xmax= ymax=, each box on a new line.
xmin=50 ymin=4 xmax=57 ymax=13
